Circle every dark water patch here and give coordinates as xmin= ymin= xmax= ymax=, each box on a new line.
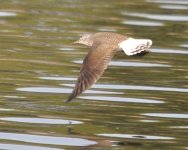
xmin=79 ymin=96 xmax=164 ymax=104
xmin=122 ymin=20 xmax=164 ymax=26
xmin=0 ymin=117 xmax=83 ymax=125
xmin=143 ymin=113 xmax=188 ymax=119
xmin=73 ymin=60 xmax=170 ymax=67
xmin=32 ymin=26 xmax=59 ymax=32
xmin=98 ymin=133 xmax=174 ymax=140
xmin=17 ymin=87 xmax=123 ymax=94
xmin=0 ymin=143 xmax=63 ymax=150
xmin=122 ymin=12 xmax=188 ymax=22
xmin=0 ymin=58 xmax=64 ymax=66
xmin=0 ymin=132 xmax=97 ymax=146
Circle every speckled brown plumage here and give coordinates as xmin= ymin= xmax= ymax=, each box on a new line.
xmin=66 ymin=32 xmax=151 ymax=102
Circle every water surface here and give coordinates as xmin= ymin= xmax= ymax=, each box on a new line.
xmin=0 ymin=0 xmax=187 ymax=149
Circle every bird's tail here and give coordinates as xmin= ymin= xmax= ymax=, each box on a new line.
xmin=119 ymin=38 xmax=152 ymax=56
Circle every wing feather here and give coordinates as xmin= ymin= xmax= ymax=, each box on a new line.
xmin=66 ymin=43 xmax=117 ymax=102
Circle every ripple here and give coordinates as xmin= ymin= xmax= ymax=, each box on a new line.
xmin=73 ymin=60 xmax=170 ymax=67
xmin=122 ymin=12 xmax=188 ymax=21
xmin=59 ymin=47 xmax=76 ymax=51
xmin=63 ymin=84 xmax=188 ymax=93
xmin=98 ymin=27 xmax=117 ymax=32
xmin=140 ymin=119 xmax=159 ymax=122
xmin=170 ymin=126 xmax=188 ymax=129
xmin=3 ymin=95 xmax=25 ymax=99
xmin=180 ymin=44 xmax=188 ymax=48
xmin=39 ymin=76 xmax=77 ymax=81
xmin=0 ymin=117 xmax=83 ymax=124
xmin=0 ymin=108 xmax=15 ymax=111
xmin=151 ymin=48 xmax=188 ymax=54
xmin=122 ymin=20 xmax=164 ymax=26
xmin=79 ymin=96 xmax=164 ymax=104
xmin=160 ymin=4 xmax=188 ymax=10
xmin=0 ymin=143 xmax=62 ymax=150
xmin=146 ymin=0 xmax=188 ymax=5
xmin=98 ymin=133 xmax=174 ymax=140
xmin=143 ymin=113 xmax=188 ymax=119
xmin=0 ymin=12 xmax=17 ymax=17
xmin=0 ymin=132 xmax=97 ymax=146
xmin=109 ymin=61 xmax=170 ymax=67
xmin=17 ymin=87 xmax=123 ymax=94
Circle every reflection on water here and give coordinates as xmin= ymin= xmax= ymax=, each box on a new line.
xmin=80 ymin=96 xmax=164 ymax=104
xmin=98 ymin=27 xmax=117 ymax=32
xmin=59 ymin=47 xmax=76 ymax=51
xmin=0 ymin=12 xmax=17 ymax=17
xmin=170 ymin=126 xmax=188 ymax=129
xmin=160 ymin=4 xmax=188 ymax=10
xmin=73 ymin=60 xmax=170 ymax=67
xmin=0 ymin=117 xmax=83 ymax=124
xmin=17 ymin=87 xmax=123 ymax=94
xmin=140 ymin=119 xmax=159 ymax=122
xmin=146 ymin=0 xmax=188 ymax=5
xmin=151 ymin=48 xmax=188 ymax=54
xmin=122 ymin=20 xmax=164 ymax=26
xmin=0 ymin=132 xmax=97 ymax=146
xmin=122 ymin=12 xmax=188 ymax=21
xmin=2 ymin=95 xmax=25 ymax=99
xmin=0 ymin=0 xmax=188 ymax=149
xmin=143 ymin=113 xmax=188 ymax=119
xmin=0 ymin=143 xmax=63 ymax=150
xmin=64 ymin=84 xmax=188 ymax=93
xmin=180 ymin=44 xmax=188 ymax=48
xmin=0 ymin=108 xmax=15 ymax=111
xmin=39 ymin=76 xmax=77 ymax=81
xmin=98 ymin=133 xmax=174 ymax=140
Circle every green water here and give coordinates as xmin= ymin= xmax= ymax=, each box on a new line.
xmin=0 ymin=0 xmax=188 ymax=149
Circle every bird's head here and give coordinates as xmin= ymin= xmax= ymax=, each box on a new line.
xmin=74 ymin=34 xmax=93 ymax=46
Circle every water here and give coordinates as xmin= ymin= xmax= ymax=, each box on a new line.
xmin=0 ymin=117 xmax=83 ymax=124
xmin=0 ymin=0 xmax=187 ymax=149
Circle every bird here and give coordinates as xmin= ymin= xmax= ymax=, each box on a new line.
xmin=66 ymin=32 xmax=152 ymax=102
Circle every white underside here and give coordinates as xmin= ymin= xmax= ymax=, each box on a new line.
xmin=118 ymin=38 xmax=152 ymax=56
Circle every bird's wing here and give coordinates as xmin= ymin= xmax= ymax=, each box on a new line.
xmin=66 ymin=42 xmax=117 ymax=102
xmin=119 ymin=38 xmax=152 ymax=56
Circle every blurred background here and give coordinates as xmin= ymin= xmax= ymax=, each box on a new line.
xmin=0 ymin=0 xmax=188 ymax=149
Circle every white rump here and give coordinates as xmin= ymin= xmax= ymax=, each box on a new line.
xmin=119 ymin=38 xmax=152 ymax=56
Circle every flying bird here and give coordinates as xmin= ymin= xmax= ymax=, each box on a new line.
xmin=66 ymin=32 xmax=152 ymax=102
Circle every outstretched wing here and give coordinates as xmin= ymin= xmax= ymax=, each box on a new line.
xmin=119 ymin=38 xmax=152 ymax=56
xmin=66 ymin=42 xmax=117 ymax=102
